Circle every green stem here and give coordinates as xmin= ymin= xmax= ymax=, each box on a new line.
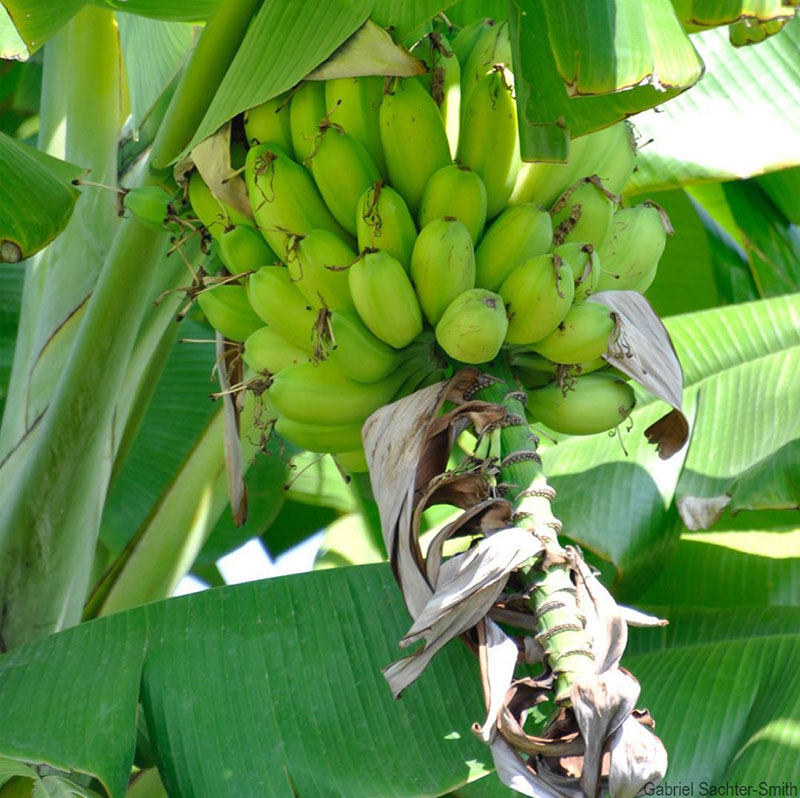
xmin=477 ymin=354 xmax=594 ymax=704
xmin=150 ymin=0 xmax=263 ymax=168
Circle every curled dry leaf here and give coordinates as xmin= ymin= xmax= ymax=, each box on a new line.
xmin=306 ymin=20 xmax=427 ymax=80
xmin=609 ymin=715 xmax=669 ymax=798
xmin=190 ymin=123 xmax=253 ymax=220
xmin=474 ymin=618 xmax=520 ymax=744
xmin=590 ymin=290 xmax=688 ymax=458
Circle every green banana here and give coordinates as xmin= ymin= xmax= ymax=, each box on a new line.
xmin=410 ymin=217 xmax=476 ymax=325
xmin=416 ymin=31 xmax=461 ymax=157
xmin=289 ymin=80 xmax=327 ymax=165
xmin=526 ymin=372 xmax=635 ymax=436
xmin=189 ymin=170 xmax=251 ymax=238
xmin=460 ymin=19 xmax=512 ymax=113
xmin=275 ymin=415 xmax=364 ymax=454
xmin=246 ymin=265 xmax=318 ymax=349
xmin=595 ymin=202 xmax=671 ymax=293
xmin=552 ymin=242 xmax=601 ymax=302
xmin=123 ymin=185 xmax=178 ymax=231
xmin=457 ymin=66 xmax=520 ymax=219
xmin=217 ymin=224 xmax=278 ymax=274
xmin=591 ymin=121 xmax=637 ymax=196
xmin=243 ymin=92 xmax=293 ymax=155
xmin=435 ymin=288 xmax=508 ymax=364
xmin=356 ymin=180 xmax=417 ymax=270
xmin=196 ymin=283 xmax=264 ymax=343
xmin=348 ymin=249 xmax=423 ymax=348
xmin=418 ymin=165 xmax=487 ymax=245
xmin=334 ymin=448 xmax=370 ymax=473
xmin=551 ymin=176 xmax=617 ymax=249
xmin=309 ymin=122 xmax=380 ymax=235
xmin=327 ymin=309 xmax=405 ymax=383
xmin=325 ymin=76 xmax=387 ymax=177
xmin=244 ymin=143 xmax=350 ymax=261
xmin=379 ymin=77 xmax=452 ymax=215
xmin=499 ymin=253 xmax=575 ymax=344
xmin=475 ymin=203 xmax=553 ymax=290
xmin=510 ymin=122 xmax=631 ymax=208
xmin=286 ymin=229 xmax=356 ymax=311
xmin=269 ymin=358 xmax=413 ymax=425
xmin=243 ymin=325 xmax=312 ymax=374
xmin=452 ymin=18 xmax=493 ymax=65
xmin=531 ymin=300 xmax=617 ymax=364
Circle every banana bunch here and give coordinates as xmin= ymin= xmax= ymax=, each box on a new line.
xmin=182 ymin=15 xmax=677 ymax=464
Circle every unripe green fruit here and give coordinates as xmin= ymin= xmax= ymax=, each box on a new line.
xmin=123 ymin=186 xmax=175 ymax=230
xmin=246 ymin=265 xmax=317 ymax=349
xmin=499 ymin=253 xmax=574 ymax=344
xmin=309 ymin=123 xmax=381 ymax=235
xmin=551 ymin=177 xmax=617 ymax=249
xmin=275 ymin=415 xmax=363 ymax=454
xmin=435 ymin=288 xmax=508 ymax=364
xmin=244 ymin=93 xmax=293 ymax=155
xmin=328 ymin=309 xmax=403 ymax=383
xmin=356 ymin=181 xmax=417 ymax=270
xmin=411 ymin=217 xmax=476 ymax=325
xmin=552 ymin=242 xmax=601 ymax=302
xmin=243 ymin=325 xmax=311 ymax=374
xmin=526 ymin=373 xmax=635 ymax=435
xmin=475 ymin=203 xmax=553 ymax=291
xmin=217 ymin=224 xmax=277 ymax=274
xmin=452 ymin=18 xmax=494 ymax=66
xmin=460 ymin=19 xmax=512 ymax=112
xmin=287 ymin=229 xmax=356 ymax=311
xmin=197 ymin=284 xmax=264 ymax=343
xmin=532 ymin=301 xmax=616 ymax=364
xmin=325 ymin=76 xmax=387 ymax=176
xmin=335 ymin=448 xmax=370 ymax=473
xmin=379 ymin=77 xmax=452 ymax=215
xmin=348 ymin=250 xmax=423 ymax=348
xmin=416 ymin=31 xmax=461 ymax=158
xmin=595 ymin=202 xmax=670 ymax=293
xmin=188 ymin=171 xmax=251 ymax=238
xmin=290 ymin=81 xmax=327 ymax=165
xmin=418 ymin=165 xmax=487 ymax=245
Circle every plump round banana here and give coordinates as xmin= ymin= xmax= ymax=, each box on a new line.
xmin=510 ymin=121 xmax=633 ymax=209
xmin=244 ymin=92 xmax=293 ymax=155
xmin=475 ymin=203 xmax=553 ymax=290
xmin=289 ymin=81 xmax=327 ymax=166
xmin=356 ymin=180 xmax=417 ymax=271
xmin=188 ymin=170 xmax=251 ymax=238
xmin=243 ymin=325 xmax=312 ymax=374
xmin=411 ymin=217 xmax=476 ymax=325
xmin=457 ymin=66 xmax=520 ymax=219
xmin=416 ymin=31 xmax=461 ymax=157
xmin=435 ymin=288 xmax=508 ymax=364
xmin=531 ymin=300 xmax=617 ymax=364
xmin=379 ymin=77 xmax=452 ymax=215
xmin=123 ymin=186 xmax=176 ymax=230
xmin=452 ymin=17 xmax=494 ymax=65
xmin=217 ymin=224 xmax=277 ymax=274
xmin=286 ymin=229 xmax=356 ymax=311
xmin=334 ymin=448 xmax=370 ymax=473
xmin=526 ymin=372 xmax=635 ymax=435
xmin=325 ymin=76 xmax=387 ymax=177
xmin=460 ymin=19 xmax=512 ymax=113
xmin=269 ymin=358 xmax=410 ymax=425
xmin=309 ymin=123 xmax=381 ymax=235
xmin=348 ymin=249 xmax=423 ymax=348
xmin=552 ymin=242 xmax=601 ymax=302
xmin=246 ymin=265 xmax=317 ymax=349
xmin=418 ymin=165 xmax=487 ymax=245
xmin=244 ymin=143 xmax=350 ymax=261
xmin=327 ymin=309 xmax=405 ymax=383
xmin=595 ymin=201 xmax=671 ymax=293
xmin=197 ymin=283 xmax=265 ymax=343
xmin=551 ymin=177 xmax=617 ymax=249
xmin=275 ymin=415 xmax=364 ymax=454
xmin=499 ymin=253 xmax=575 ymax=344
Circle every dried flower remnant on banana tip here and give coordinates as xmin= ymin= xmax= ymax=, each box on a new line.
xmin=362 ymin=368 xmax=670 ymax=798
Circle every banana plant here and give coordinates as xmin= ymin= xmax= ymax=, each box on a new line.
xmin=0 ymin=1 xmax=799 ymax=796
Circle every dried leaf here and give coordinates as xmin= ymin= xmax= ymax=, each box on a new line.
xmin=191 ymin=123 xmax=253 ymax=221
xmin=487 ymin=737 xmax=565 ymax=798
xmin=617 ymin=606 xmax=668 ymax=628
xmin=676 ymin=493 xmax=731 ymax=531
xmin=474 ymin=619 xmax=520 ymax=744
xmin=590 ymin=290 xmax=688 ymax=459
xmin=216 ymin=333 xmax=246 ymax=525
xmin=608 ymin=716 xmax=668 ymax=798
xmin=306 ymin=20 xmax=427 ymax=79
